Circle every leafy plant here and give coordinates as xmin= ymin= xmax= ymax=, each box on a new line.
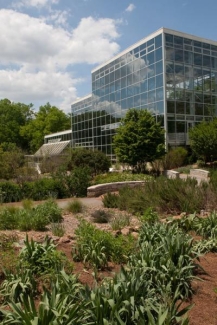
xmin=102 ymin=192 xmax=120 ymax=208
xmin=20 ymin=235 xmax=71 ymax=276
xmin=0 ymin=268 xmax=36 ymax=303
xmin=140 ymin=207 xmax=159 ymax=224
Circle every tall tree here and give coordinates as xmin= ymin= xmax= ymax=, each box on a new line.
xmin=0 ymin=99 xmax=34 ymax=150
xmin=20 ymin=103 xmax=71 ymax=152
xmin=113 ymin=109 xmax=165 ymax=172
xmin=189 ymin=119 xmax=217 ymax=162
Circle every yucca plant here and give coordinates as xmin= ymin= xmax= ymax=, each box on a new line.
xmin=0 ymin=286 xmax=89 ymax=325
xmin=0 ymin=268 xmax=36 ymax=304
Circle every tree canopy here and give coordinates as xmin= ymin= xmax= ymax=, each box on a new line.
xmin=113 ymin=109 xmax=165 ymax=171
xmin=189 ymin=119 xmax=217 ymax=162
xmin=0 ymin=99 xmax=34 ymax=150
xmin=20 ymin=103 xmax=71 ymax=152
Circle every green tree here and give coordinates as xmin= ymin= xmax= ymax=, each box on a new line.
xmin=0 ymin=99 xmax=34 ymax=150
xmin=113 ymin=109 xmax=165 ymax=172
xmin=20 ymin=103 xmax=71 ymax=153
xmin=189 ymin=119 xmax=217 ymax=163
xmin=68 ymin=148 xmax=111 ymax=176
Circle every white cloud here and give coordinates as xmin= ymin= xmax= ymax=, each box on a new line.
xmin=13 ymin=0 xmax=59 ymax=9
xmin=125 ymin=4 xmax=136 ymax=12
xmin=0 ymin=9 xmax=120 ymax=111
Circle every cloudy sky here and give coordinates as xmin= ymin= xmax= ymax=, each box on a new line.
xmin=0 ymin=0 xmax=217 ymax=112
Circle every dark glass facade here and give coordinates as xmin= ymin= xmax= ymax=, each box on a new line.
xmin=71 ymin=28 xmax=217 ymax=156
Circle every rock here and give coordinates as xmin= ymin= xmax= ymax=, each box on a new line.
xmin=131 ymin=232 xmax=139 ymax=239
xmin=59 ymin=237 xmax=71 ymax=244
xmin=121 ymin=227 xmax=130 ymax=236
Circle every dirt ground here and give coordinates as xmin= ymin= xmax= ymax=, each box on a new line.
xmin=1 ymin=200 xmax=217 ymax=324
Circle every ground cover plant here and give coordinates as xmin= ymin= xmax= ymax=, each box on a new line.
xmin=103 ymin=177 xmax=217 ymax=215
xmin=0 ymin=199 xmax=62 ymax=231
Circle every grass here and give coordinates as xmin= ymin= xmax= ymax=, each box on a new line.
xmin=66 ymin=200 xmax=84 ymax=214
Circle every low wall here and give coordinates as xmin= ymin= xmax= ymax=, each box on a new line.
xmin=87 ymin=181 xmax=146 ymax=198
xmin=190 ymin=169 xmax=210 ymax=179
xmin=164 ymin=170 xmax=180 ymax=179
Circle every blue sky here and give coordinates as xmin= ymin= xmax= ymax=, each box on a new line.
xmin=0 ymin=0 xmax=217 ymax=112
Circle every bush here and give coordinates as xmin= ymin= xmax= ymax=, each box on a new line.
xmin=93 ymin=172 xmax=151 ymax=185
xmin=163 ymin=147 xmax=188 ymax=170
xmin=66 ymin=200 xmax=83 ymax=214
xmin=102 ymin=192 xmax=120 ymax=208
xmin=91 ymin=209 xmax=112 ymax=223
xmin=110 ymin=214 xmax=131 ymax=230
xmin=51 ymin=223 xmax=65 ymax=237
xmin=68 ymin=148 xmax=111 ymax=176
xmin=0 ymin=181 xmax=22 ymax=203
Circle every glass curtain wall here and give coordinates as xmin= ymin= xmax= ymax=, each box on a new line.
xmin=71 ymin=95 xmax=94 ymax=148
xmin=92 ymin=33 xmax=164 ymax=157
xmin=165 ymin=33 xmax=217 ymax=145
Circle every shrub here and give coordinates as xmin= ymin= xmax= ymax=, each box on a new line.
xmin=51 ymin=222 xmax=65 ymax=237
xmin=66 ymin=200 xmax=83 ymax=214
xmin=67 ymin=167 xmax=91 ymax=197
xmin=21 ymin=199 xmax=34 ymax=210
xmin=102 ymin=192 xmax=119 ymax=208
xmin=110 ymin=214 xmax=131 ymax=230
xmin=72 ymin=220 xmax=135 ymax=267
xmin=0 ymin=207 xmax=19 ymax=230
xmin=163 ymin=147 xmax=188 ymax=170
xmin=93 ymin=172 xmax=151 ymax=185
xmin=91 ymin=209 xmax=112 ymax=223
xmin=0 ymin=181 xmax=22 ymax=203
xmin=20 ymin=236 xmax=71 ymax=276
xmin=139 ymin=207 xmax=159 ymax=224
xmin=68 ymin=148 xmax=111 ymax=176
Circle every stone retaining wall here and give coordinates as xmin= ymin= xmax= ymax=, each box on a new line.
xmin=190 ymin=168 xmax=210 ymax=179
xmin=164 ymin=170 xmax=180 ymax=179
xmin=87 ymin=181 xmax=146 ymax=198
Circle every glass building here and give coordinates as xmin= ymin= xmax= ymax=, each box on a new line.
xmin=71 ymin=28 xmax=217 ymax=159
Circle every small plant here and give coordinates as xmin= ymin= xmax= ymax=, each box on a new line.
xmin=20 ymin=235 xmax=71 ymax=276
xmin=21 ymin=199 xmax=34 ymax=210
xmin=91 ymin=209 xmax=112 ymax=223
xmin=51 ymin=222 xmax=65 ymax=237
xmin=139 ymin=207 xmax=159 ymax=224
xmin=110 ymin=214 xmax=131 ymax=230
xmin=66 ymin=200 xmax=83 ymax=214
xmin=0 ymin=268 xmax=36 ymax=303
xmin=102 ymin=192 xmax=119 ymax=208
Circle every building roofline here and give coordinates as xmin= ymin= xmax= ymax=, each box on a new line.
xmin=44 ymin=129 xmax=72 ymax=139
xmin=92 ymin=27 xmax=217 ymax=73
xmin=71 ymin=93 xmax=92 ymax=106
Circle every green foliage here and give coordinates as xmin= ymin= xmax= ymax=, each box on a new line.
xmin=0 ymin=200 xmax=62 ymax=232
xmin=189 ymin=119 xmax=217 ymax=162
xmin=20 ymin=103 xmax=71 ymax=153
xmin=0 ymin=99 xmax=34 ymax=151
xmin=163 ymin=147 xmax=188 ymax=170
xmin=72 ymin=220 xmax=135 ymax=267
xmin=66 ymin=200 xmax=84 ymax=214
xmin=0 ymin=268 xmax=36 ymax=304
xmin=194 ymin=211 xmax=217 ymax=238
xmin=67 ymin=167 xmax=91 ymax=197
xmin=0 ymin=182 xmax=22 ymax=203
xmin=104 ymin=177 xmax=214 ymax=215
xmin=102 ymin=192 xmax=120 ymax=208
xmin=51 ymin=223 xmax=65 ymax=237
xmin=113 ymin=109 xmax=165 ymax=172
xmin=68 ymin=148 xmax=111 ymax=176
xmin=20 ymin=236 xmax=71 ymax=276
xmin=140 ymin=207 xmax=159 ymax=224
xmin=110 ymin=214 xmax=131 ymax=230
xmin=0 ymin=144 xmax=25 ymax=180
xmin=91 ymin=209 xmax=112 ymax=223
xmin=93 ymin=171 xmax=151 ymax=184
